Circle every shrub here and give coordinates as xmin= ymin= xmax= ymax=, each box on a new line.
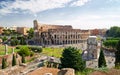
xmin=18 ymin=46 xmax=31 ymax=56
xmin=16 ymin=46 xmax=21 ymax=49
xmin=30 ymin=51 xmax=34 ymax=57
xmin=29 ymin=46 xmax=42 ymax=53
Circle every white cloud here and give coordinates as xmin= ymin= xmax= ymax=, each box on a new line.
xmin=71 ymin=0 xmax=91 ymax=6
xmin=0 ymin=0 xmax=92 ymax=16
xmin=0 ymin=0 xmax=72 ymax=15
xmin=46 ymin=14 xmax=120 ymax=29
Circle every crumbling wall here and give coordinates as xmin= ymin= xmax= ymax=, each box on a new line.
xmin=58 ymin=68 xmax=75 ymax=75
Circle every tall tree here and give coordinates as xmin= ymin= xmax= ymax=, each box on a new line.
xmin=27 ymin=28 xmax=34 ymax=39
xmin=12 ymin=54 xmax=16 ymax=66
xmin=2 ymin=58 xmax=7 ymax=69
xmin=20 ymin=37 xmax=26 ymax=45
xmin=61 ymin=47 xmax=86 ymax=71
xmin=98 ymin=49 xmax=107 ymax=68
xmin=115 ymin=40 xmax=120 ymax=67
xmin=22 ymin=54 xmax=25 ymax=63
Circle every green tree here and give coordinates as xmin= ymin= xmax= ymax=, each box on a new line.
xmin=61 ymin=47 xmax=86 ymax=71
xmin=106 ymin=26 xmax=120 ymax=37
xmin=27 ymin=28 xmax=34 ymax=39
xmin=10 ymin=39 xmax=19 ymax=46
xmin=2 ymin=36 xmax=7 ymax=42
xmin=22 ymin=54 xmax=25 ymax=63
xmin=2 ymin=58 xmax=7 ymax=69
xmin=12 ymin=54 xmax=16 ymax=66
xmin=115 ymin=40 xmax=120 ymax=68
xmin=10 ymin=40 xmax=16 ymax=46
xmin=20 ymin=37 xmax=26 ymax=45
xmin=103 ymin=40 xmax=118 ymax=49
xmin=98 ymin=49 xmax=107 ymax=68
xmin=18 ymin=46 xmax=30 ymax=56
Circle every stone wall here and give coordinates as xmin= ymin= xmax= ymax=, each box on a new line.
xmin=58 ymin=68 xmax=75 ymax=75
xmin=0 ymin=66 xmax=23 ymax=75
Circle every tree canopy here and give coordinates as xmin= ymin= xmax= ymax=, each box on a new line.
xmin=106 ymin=26 xmax=120 ymax=37
xmin=18 ymin=46 xmax=31 ymax=56
xmin=61 ymin=47 xmax=86 ymax=71
xmin=103 ymin=40 xmax=118 ymax=49
xmin=27 ymin=28 xmax=34 ymax=39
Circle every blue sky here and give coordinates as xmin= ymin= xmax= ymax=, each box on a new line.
xmin=0 ymin=0 xmax=120 ymax=29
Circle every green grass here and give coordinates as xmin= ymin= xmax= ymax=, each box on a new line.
xmin=42 ymin=47 xmax=64 ymax=58
xmin=75 ymin=68 xmax=94 ymax=75
xmin=0 ymin=45 xmax=20 ymax=55
xmin=95 ymin=67 xmax=108 ymax=73
xmin=41 ymin=47 xmax=83 ymax=58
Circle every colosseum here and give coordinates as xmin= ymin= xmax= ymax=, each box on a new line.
xmin=33 ymin=20 xmax=90 ymax=48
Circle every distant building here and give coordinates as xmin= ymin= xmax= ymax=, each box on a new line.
xmin=90 ymin=29 xmax=107 ymax=36
xmin=9 ymin=25 xmax=17 ymax=31
xmin=33 ymin=20 xmax=90 ymax=47
xmin=17 ymin=27 xmax=30 ymax=35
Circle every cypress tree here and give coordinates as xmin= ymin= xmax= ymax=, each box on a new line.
xmin=12 ymin=54 xmax=16 ymax=66
xmin=115 ymin=40 xmax=120 ymax=67
xmin=2 ymin=58 xmax=7 ymax=69
xmin=22 ymin=54 xmax=25 ymax=63
xmin=98 ymin=49 xmax=107 ymax=68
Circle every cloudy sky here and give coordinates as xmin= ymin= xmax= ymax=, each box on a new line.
xmin=0 ymin=0 xmax=120 ymax=29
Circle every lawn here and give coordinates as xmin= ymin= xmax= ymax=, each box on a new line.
xmin=0 ymin=45 xmax=20 ymax=55
xmin=41 ymin=47 xmax=83 ymax=58
xmin=42 ymin=47 xmax=64 ymax=58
